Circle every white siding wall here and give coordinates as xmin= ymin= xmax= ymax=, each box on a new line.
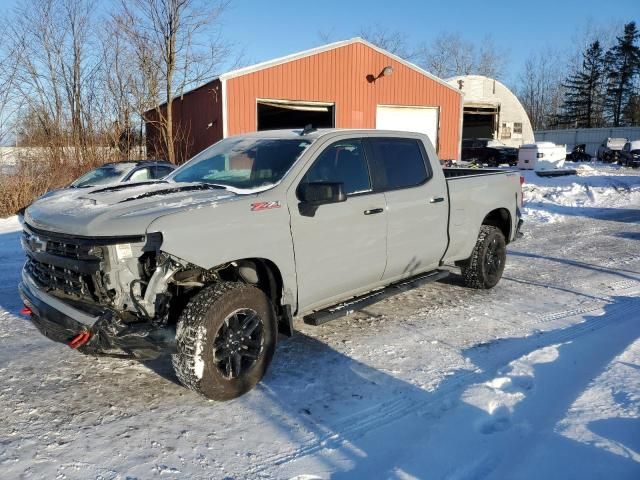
xmin=447 ymin=75 xmax=535 ymax=148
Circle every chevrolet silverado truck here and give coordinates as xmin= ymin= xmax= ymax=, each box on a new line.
xmin=20 ymin=129 xmax=523 ymax=400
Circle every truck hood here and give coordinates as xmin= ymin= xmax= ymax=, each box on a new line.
xmin=606 ymin=139 xmax=627 ymax=150
xmin=24 ymin=181 xmax=239 ymax=236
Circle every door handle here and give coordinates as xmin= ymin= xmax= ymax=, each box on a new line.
xmin=430 ymin=197 xmax=445 ymax=204
xmin=364 ymin=208 xmax=384 ymax=215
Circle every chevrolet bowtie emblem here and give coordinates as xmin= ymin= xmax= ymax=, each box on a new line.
xmin=27 ymin=234 xmax=47 ymax=253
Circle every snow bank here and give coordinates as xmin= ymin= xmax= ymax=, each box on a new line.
xmin=0 ymin=215 xmax=20 ymax=234
xmin=523 ymin=164 xmax=640 ymax=224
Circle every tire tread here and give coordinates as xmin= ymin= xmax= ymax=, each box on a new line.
xmin=172 ymin=282 xmax=263 ymax=397
xmin=461 ymin=225 xmax=505 ymax=289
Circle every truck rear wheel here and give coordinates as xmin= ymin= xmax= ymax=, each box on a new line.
xmin=461 ymin=225 xmax=506 ymax=289
xmin=172 ymin=282 xmax=277 ymax=400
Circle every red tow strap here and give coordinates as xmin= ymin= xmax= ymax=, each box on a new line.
xmin=20 ymin=306 xmax=32 ymax=315
xmin=68 ymin=331 xmax=92 ymax=349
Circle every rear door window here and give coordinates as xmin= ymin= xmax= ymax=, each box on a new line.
xmin=369 ymin=138 xmax=430 ymax=190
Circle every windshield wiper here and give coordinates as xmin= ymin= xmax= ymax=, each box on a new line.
xmin=197 ymin=182 xmax=229 ymax=190
xmin=118 ymin=183 xmax=227 ymax=203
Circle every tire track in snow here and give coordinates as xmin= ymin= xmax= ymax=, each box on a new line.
xmin=606 ymin=278 xmax=640 ymax=291
xmin=247 ymin=293 xmax=640 ymax=474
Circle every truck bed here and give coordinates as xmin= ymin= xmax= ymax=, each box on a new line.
xmin=441 ymin=167 xmax=522 ymax=264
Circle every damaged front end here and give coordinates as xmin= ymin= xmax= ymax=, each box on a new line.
xmin=19 ymin=223 xmax=196 ymax=358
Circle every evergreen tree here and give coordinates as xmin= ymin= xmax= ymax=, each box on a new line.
xmin=623 ymin=92 xmax=640 ymax=125
xmin=604 ymin=22 xmax=640 ymax=126
xmin=560 ymin=41 xmax=605 ymax=128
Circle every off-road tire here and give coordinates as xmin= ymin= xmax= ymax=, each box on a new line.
xmin=460 ymin=225 xmax=507 ymax=289
xmin=172 ymin=282 xmax=277 ymax=400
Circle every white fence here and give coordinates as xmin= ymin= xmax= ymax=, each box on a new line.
xmin=535 ymin=127 xmax=640 ymax=156
xmin=0 ymin=146 xmax=148 ymax=176
xmin=0 ymin=147 xmax=21 ymax=175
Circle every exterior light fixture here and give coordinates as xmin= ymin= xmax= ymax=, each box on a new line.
xmin=367 ymin=65 xmax=394 ymax=83
xmin=380 ymin=66 xmax=393 ymax=78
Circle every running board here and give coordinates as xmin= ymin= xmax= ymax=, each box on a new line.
xmin=303 ymin=270 xmax=449 ymax=326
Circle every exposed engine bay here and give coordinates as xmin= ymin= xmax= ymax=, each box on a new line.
xmin=21 ymin=223 xmax=264 ymax=357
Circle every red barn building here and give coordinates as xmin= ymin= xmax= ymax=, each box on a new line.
xmin=146 ymin=38 xmax=463 ymax=163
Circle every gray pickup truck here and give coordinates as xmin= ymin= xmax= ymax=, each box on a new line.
xmin=20 ymin=129 xmax=523 ymax=400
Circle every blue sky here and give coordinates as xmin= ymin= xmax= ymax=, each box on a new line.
xmin=1 ymin=0 xmax=638 ymax=86
xmin=221 ymin=0 xmax=639 ymax=82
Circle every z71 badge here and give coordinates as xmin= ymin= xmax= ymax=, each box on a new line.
xmin=250 ymin=201 xmax=282 ymax=211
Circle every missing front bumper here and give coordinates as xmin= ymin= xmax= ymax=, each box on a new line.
xmin=19 ymin=279 xmax=176 ymax=359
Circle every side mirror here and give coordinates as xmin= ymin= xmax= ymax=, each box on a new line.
xmin=298 ymin=182 xmax=347 ymax=205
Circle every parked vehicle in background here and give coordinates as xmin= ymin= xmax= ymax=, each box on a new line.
xmin=566 ymin=144 xmax=591 ymax=162
xmin=461 ymin=138 xmax=519 ymax=167
xmin=517 ymin=142 xmax=566 ymax=171
xmin=17 ymin=160 xmax=177 ymax=218
xmin=619 ymin=140 xmax=640 ymax=168
xmin=71 ymin=160 xmax=176 ymax=188
xmin=597 ymin=138 xmax=628 ymax=162
xmin=38 ymin=160 xmax=176 ymax=200
xmin=20 ymin=129 xmax=523 ymax=400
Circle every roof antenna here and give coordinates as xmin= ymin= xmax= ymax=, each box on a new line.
xmin=301 ymin=124 xmax=317 ymax=136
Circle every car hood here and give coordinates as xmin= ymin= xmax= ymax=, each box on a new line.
xmin=24 ymin=181 xmax=239 ymax=237
xmin=606 ymin=139 xmax=627 ymax=150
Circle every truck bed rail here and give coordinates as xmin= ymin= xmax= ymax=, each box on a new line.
xmin=443 ymin=168 xmax=512 ymax=179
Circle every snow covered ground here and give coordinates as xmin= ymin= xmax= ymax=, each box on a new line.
xmin=1 ymin=162 xmax=640 ymax=479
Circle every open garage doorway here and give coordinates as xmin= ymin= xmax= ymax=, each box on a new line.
xmin=257 ymin=99 xmax=334 ymax=131
xmin=462 ymin=105 xmax=498 ymax=139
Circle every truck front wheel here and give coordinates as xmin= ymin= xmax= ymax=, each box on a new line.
xmin=172 ymin=282 xmax=277 ymax=400
xmin=460 ymin=225 xmax=507 ymax=289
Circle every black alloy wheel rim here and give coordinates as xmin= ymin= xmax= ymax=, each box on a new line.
xmin=485 ymin=237 xmax=504 ymax=277
xmin=213 ymin=308 xmax=264 ymax=379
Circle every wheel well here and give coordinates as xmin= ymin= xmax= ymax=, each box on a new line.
xmin=231 ymin=258 xmax=293 ymax=337
xmin=169 ymin=257 xmax=292 ymax=335
xmin=251 ymin=259 xmax=284 ymax=306
xmin=482 ymin=209 xmax=511 ymax=242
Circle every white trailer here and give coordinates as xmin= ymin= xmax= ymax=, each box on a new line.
xmin=518 ymin=142 xmax=566 ymax=171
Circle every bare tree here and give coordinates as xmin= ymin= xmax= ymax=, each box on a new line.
xmin=99 ymin=15 xmax=150 ymax=160
xmin=118 ymin=0 xmax=230 ymax=163
xmin=516 ymin=48 xmax=565 ymax=130
xmin=415 ymin=32 xmax=508 ymax=79
xmin=0 ymin=19 xmax=19 ymax=147
xmin=6 ymin=0 xmax=102 ymax=158
xmin=425 ymin=32 xmax=474 ymax=78
xmin=357 ymin=25 xmax=417 ymax=60
xmin=475 ymin=36 xmax=509 ymax=79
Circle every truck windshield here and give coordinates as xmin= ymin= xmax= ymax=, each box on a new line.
xmin=171 ymin=137 xmax=311 ymax=190
xmin=72 ymin=164 xmax=130 ymax=187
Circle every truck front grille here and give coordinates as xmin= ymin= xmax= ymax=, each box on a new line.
xmin=22 ymin=230 xmax=99 ymax=260
xmin=21 ymin=224 xmax=107 ymax=302
xmin=25 ymin=257 xmax=95 ymax=300
xmin=46 ymin=239 xmax=88 ymax=259
xmin=21 ymin=223 xmax=146 ymax=304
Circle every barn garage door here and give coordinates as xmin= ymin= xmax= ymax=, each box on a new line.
xmin=376 ymin=105 xmax=439 ymax=150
